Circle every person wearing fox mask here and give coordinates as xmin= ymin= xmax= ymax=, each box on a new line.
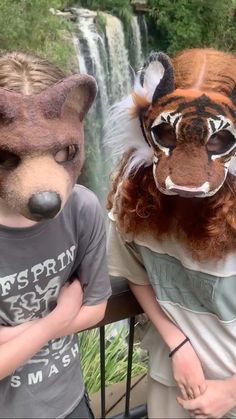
xmin=0 ymin=52 xmax=111 ymax=419
xmin=107 ymin=48 xmax=236 ymax=418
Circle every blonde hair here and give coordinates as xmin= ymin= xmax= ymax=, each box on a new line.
xmin=0 ymin=52 xmax=66 ymax=95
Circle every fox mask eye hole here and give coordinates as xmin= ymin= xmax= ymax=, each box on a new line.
xmin=207 ymin=130 xmax=236 ymax=154
xmin=55 ymin=145 xmax=79 ymax=163
xmin=0 ymin=150 xmax=20 ymax=170
xmin=151 ymin=123 xmax=176 ymax=148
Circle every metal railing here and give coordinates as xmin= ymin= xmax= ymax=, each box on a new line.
xmin=95 ymin=276 xmax=147 ymax=419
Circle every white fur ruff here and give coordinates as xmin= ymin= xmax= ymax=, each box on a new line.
xmin=104 ymin=82 xmax=153 ymax=176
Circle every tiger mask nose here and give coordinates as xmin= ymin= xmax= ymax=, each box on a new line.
xmin=28 ymin=191 xmax=61 ymax=220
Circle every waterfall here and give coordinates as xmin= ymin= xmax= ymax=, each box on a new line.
xmin=73 ymin=9 xmax=109 ymax=120
xmin=138 ymin=14 xmax=149 ymax=58
xmin=129 ymin=15 xmax=143 ymax=70
xmin=105 ymin=14 xmax=131 ymax=102
xmin=72 ymin=8 xmax=146 ymax=204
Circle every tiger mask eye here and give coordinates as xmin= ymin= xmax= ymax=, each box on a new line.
xmin=206 ymin=130 xmax=236 ymax=156
xmin=151 ymin=123 xmax=176 ymax=150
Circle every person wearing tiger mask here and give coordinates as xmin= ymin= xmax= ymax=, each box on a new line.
xmin=107 ymin=48 xmax=236 ymax=418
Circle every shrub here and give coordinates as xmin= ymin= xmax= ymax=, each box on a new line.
xmin=79 ymin=325 xmax=147 ymax=394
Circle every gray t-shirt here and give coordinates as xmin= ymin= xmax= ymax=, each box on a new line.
xmin=0 ymin=185 xmax=111 ymax=419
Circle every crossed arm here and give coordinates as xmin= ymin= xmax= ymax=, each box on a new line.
xmin=0 ymin=280 xmax=107 ymax=380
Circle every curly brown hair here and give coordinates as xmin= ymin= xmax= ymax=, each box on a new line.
xmin=107 ymin=153 xmax=236 ymax=261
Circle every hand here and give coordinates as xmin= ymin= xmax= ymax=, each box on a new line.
xmin=171 ymin=340 xmax=207 ymax=400
xmin=51 ymin=279 xmax=83 ymax=334
xmin=177 ymin=379 xmax=236 ymax=418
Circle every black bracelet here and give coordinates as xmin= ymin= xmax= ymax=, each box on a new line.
xmin=169 ymin=337 xmax=190 ymax=358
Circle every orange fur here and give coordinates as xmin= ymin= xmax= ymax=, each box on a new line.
xmin=131 ymin=92 xmax=150 ymax=116
xmin=172 ymin=48 xmax=236 ymax=96
xmin=171 ymin=89 xmax=234 ymax=107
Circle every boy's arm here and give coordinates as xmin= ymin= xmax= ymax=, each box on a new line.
xmin=0 ymin=289 xmax=107 ymax=342
xmin=0 ymin=281 xmax=82 ymax=380
xmin=0 ymin=315 xmax=59 ymax=380
xmin=0 ymin=323 xmax=34 ymax=344
xmin=53 ymin=300 xmax=107 ymax=338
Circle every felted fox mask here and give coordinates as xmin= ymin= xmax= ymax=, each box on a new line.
xmin=0 ymin=74 xmax=97 ymax=221
xmin=108 ymin=49 xmax=236 ymax=199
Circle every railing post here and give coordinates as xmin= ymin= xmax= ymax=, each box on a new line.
xmin=100 ymin=326 xmax=106 ymax=419
xmin=124 ymin=316 xmax=135 ymax=417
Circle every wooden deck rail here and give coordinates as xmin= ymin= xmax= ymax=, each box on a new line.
xmin=97 ymin=276 xmax=144 ymax=327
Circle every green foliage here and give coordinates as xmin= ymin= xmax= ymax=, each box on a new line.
xmin=0 ymin=0 xmax=75 ymax=71
xmin=96 ymin=11 xmax=107 ymax=32
xmin=5 ymin=0 xmax=232 ymax=67
xmin=79 ymin=326 xmax=147 ymax=394
xmin=67 ymin=0 xmax=236 ymax=57
xmin=77 ymin=0 xmax=133 ymax=28
xmin=147 ymin=0 xmax=236 ymax=55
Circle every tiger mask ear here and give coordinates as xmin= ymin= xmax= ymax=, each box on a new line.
xmin=139 ymin=52 xmax=175 ymax=104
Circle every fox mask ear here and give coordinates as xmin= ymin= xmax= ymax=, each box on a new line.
xmin=0 ymin=74 xmax=97 ymax=123
xmin=39 ymin=74 xmax=97 ymax=121
xmin=139 ymin=51 xmax=175 ymax=104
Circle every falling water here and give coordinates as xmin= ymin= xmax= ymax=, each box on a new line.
xmin=138 ymin=14 xmax=149 ymax=57
xmin=105 ymin=14 xmax=131 ymax=102
xmin=72 ymin=8 xmax=146 ymax=204
xmin=73 ymin=9 xmax=109 ymax=120
xmin=129 ymin=15 xmax=143 ymax=70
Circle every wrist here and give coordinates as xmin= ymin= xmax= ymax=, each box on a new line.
xmin=166 ymin=329 xmax=187 ymax=351
xmin=41 ymin=311 xmax=64 ymax=338
xmin=169 ymin=337 xmax=190 ymax=358
xmin=45 ymin=307 xmax=75 ymax=337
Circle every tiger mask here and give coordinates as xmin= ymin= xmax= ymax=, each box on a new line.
xmin=107 ymin=48 xmax=236 ymax=199
xmin=138 ymin=49 xmax=236 ymax=198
